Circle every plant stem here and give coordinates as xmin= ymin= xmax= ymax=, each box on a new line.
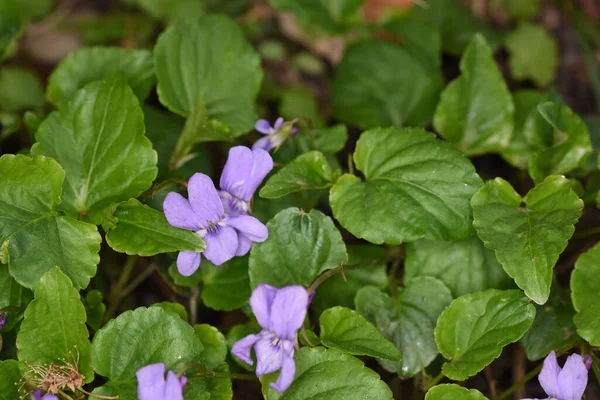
xmin=189 ymin=286 xmax=200 ymax=325
xmin=193 ymin=370 xmax=257 ymax=381
xmin=574 ymin=225 xmax=600 ymax=239
xmin=104 ymin=260 xmax=157 ymax=322
xmin=307 ymin=259 xmax=383 ymax=295
xmin=423 ymin=372 xmax=443 ymax=390
xmin=492 ymin=363 xmax=543 ymax=400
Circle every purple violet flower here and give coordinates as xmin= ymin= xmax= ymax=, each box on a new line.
xmin=253 ymin=117 xmax=298 ymax=152
xmin=164 ymin=173 xmax=268 ymax=276
xmin=32 ymin=390 xmax=58 ymax=400
xmin=0 ymin=313 xmax=6 ymax=330
xmin=232 ymin=284 xmax=309 ymax=393
xmin=219 ymin=146 xmax=273 ymax=217
xmin=136 ymin=363 xmax=187 ymax=400
xmin=522 ymin=351 xmax=590 ymax=400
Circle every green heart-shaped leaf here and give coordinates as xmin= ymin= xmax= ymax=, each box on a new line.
xmin=571 ymin=242 xmax=600 ymax=346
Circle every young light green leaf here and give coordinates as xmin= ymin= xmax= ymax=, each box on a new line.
xmin=319 ymin=306 xmax=401 ymax=361
xmin=0 ymin=154 xmax=101 ymax=289
xmin=104 ymin=198 xmax=205 ymax=256
xmin=521 ymin=289 xmax=578 ymax=360
xmin=311 ymin=244 xmax=388 ymax=312
xmin=91 ymin=307 xmax=203 ymax=381
xmin=434 ymin=34 xmax=514 ymax=155
xmin=268 ymin=0 xmax=364 ymax=34
xmin=17 ymin=268 xmax=93 ymax=381
xmin=425 ymin=384 xmax=489 ymax=400
xmin=471 ymin=176 xmax=583 ymax=304
xmin=355 ymin=278 xmax=453 ymax=377
xmin=405 ymin=236 xmax=511 ymax=298
xmin=266 ymin=347 xmax=393 ymax=400
xmin=84 ymin=289 xmax=106 ymax=331
xmin=505 ymin=23 xmax=557 ymax=87
xmin=46 ymin=46 xmax=155 ymax=108
xmin=0 ymin=67 xmax=44 ymax=112
xmin=249 ymin=208 xmax=347 ymax=288
xmin=332 ymin=40 xmax=443 ymax=129
xmin=528 ymin=102 xmax=592 ymax=183
xmin=330 ymin=127 xmax=482 ymax=245
xmin=195 ymin=324 xmax=227 ymax=371
xmin=435 ymin=289 xmax=535 ymax=380
xmin=0 ymin=360 xmax=25 ymax=400
xmin=260 ymin=151 xmax=334 ymax=198
xmin=571 ymin=242 xmax=600 ymax=346
xmin=32 ymin=77 xmax=158 ymax=224
xmin=154 ymin=16 xmax=262 ymax=136
xmin=0 ymin=265 xmax=32 ymax=331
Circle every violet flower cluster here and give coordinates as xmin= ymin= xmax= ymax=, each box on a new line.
xmin=136 ymin=363 xmax=187 ymax=400
xmin=523 ymin=351 xmax=591 ymax=400
xmin=164 ymin=146 xmax=272 ymax=276
xmin=232 ymin=284 xmax=309 ymax=392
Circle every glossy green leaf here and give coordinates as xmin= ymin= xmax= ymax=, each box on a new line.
xmin=268 ymin=347 xmax=392 ymax=400
xmin=571 ymin=242 xmax=600 ymax=346
xmin=249 ymin=208 xmax=347 ymax=288
xmin=154 ymin=16 xmax=262 ymax=135
xmin=435 ymin=289 xmax=535 ymax=380
xmin=320 ymin=306 xmax=401 ymax=361
xmin=104 ymin=198 xmax=205 ymax=256
xmin=260 ymin=151 xmax=334 ymax=198
xmin=201 ymin=256 xmax=251 ymax=311
xmin=434 ymin=34 xmax=514 ymax=155
xmin=311 ymin=244 xmax=388 ymax=312
xmin=84 ymin=289 xmax=105 ymax=331
xmin=521 ymin=289 xmax=578 ymax=360
xmin=0 ymin=360 xmax=24 ymax=400
xmin=332 ymin=40 xmax=443 ymax=129
xmin=0 ymin=265 xmax=31 ymax=331
xmin=355 ymin=278 xmax=453 ymax=377
xmin=17 ymin=268 xmax=93 ymax=381
xmin=505 ymin=23 xmax=557 ymax=87
xmin=528 ymin=102 xmax=592 ymax=183
xmin=279 ymin=85 xmax=324 ymax=127
xmin=471 ymin=176 xmax=583 ymax=304
xmin=268 ymin=0 xmax=364 ymax=34
xmin=405 ymin=236 xmax=511 ymax=298
xmin=185 ymin=364 xmax=232 ymax=400
xmin=0 ymin=0 xmax=20 ymax=60
xmin=426 ymin=384 xmax=488 ymax=400
xmin=151 ymin=301 xmax=188 ymax=321
xmin=46 ymin=47 xmax=155 ymax=108
xmin=330 ymin=127 xmax=482 ymax=245
xmin=0 ymin=154 xmax=101 ymax=289
xmin=0 ymin=67 xmax=44 ymax=112
xmin=92 ymin=307 xmax=203 ymax=382
xmin=32 ymin=77 xmax=158 ymax=224
xmin=195 ymin=324 xmax=227 ymax=370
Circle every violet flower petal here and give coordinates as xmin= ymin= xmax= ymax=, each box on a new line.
xmin=255 ymin=119 xmax=273 ymax=135
xmin=270 ymin=349 xmax=295 ymax=393
xmin=137 ymin=363 xmax=167 ymax=400
xmin=252 ymin=136 xmax=274 ymax=152
xmin=42 ymin=395 xmax=59 ymax=400
xmin=176 ymin=251 xmax=201 ymax=277
xmin=235 ymin=234 xmax=253 ymax=256
xmin=268 ymin=286 xmax=309 ymax=341
xmin=232 ymin=333 xmax=261 ymax=365
xmin=539 ymin=351 xmax=562 ymax=399
xmin=163 ymin=193 xmax=204 ymax=231
xmin=164 ymin=371 xmax=184 ymax=400
xmin=203 ymin=226 xmax=238 ymax=265
xmin=227 ymin=215 xmax=268 ymax=242
xmin=187 ymin=173 xmax=225 ymax=225
xmin=254 ymin=336 xmax=284 ymax=376
xmin=250 ymin=284 xmax=278 ymax=329
xmin=273 ymin=117 xmax=284 ymax=131
xmin=557 ymin=354 xmax=588 ymax=400
xmin=220 ymin=146 xmax=273 ymax=202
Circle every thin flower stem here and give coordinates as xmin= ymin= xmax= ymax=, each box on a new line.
xmin=104 ymin=262 xmax=157 ymax=322
xmin=104 ymin=256 xmax=138 ymax=322
xmin=141 ymin=178 xmax=188 ymax=200
xmin=423 ymin=372 xmax=444 ymax=390
xmin=307 ymin=260 xmax=383 ymax=295
xmin=347 ymin=153 xmax=355 ymax=175
xmin=492 ymin=363 xmax=543 ymax=400
xmin=388 ymin=259 xmax=402 ymax=298
xmin=0 ymin=306 xmax=24 ymax=314
xmin=573 ymin=225 xmax=600 ymax=239
xmin=189 ymin=286 xmax=200 ymax=325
